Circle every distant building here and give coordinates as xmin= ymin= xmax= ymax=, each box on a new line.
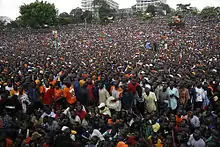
xmin=135 ymin=0 xmax=167 ymax=11
xmin=82 ymin=0 xmax=119 ymax=12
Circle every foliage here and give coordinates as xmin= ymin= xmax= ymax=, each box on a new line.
xmin=0 ymin=20 xmax=6 ymax=31
xmin=176 ymin=4 xmax=191 ymax=12
xmin=81 ymin=10 xmax=93 ymax=23
xmin=146 ymin=5 xmax=156 ymax=16
xmin=200 ymin=7 xmax=219 ymax=19
xmin=159 ymin=3 xmax=171 ymax=14
xmin=18 ymin=1 xmax=57 ymax=28
xmin=135 ymin=10 xmax=152 ymax=21
xmin=58 ymin=12 xmax=74 ymax=25
xmin=70 ymin=7 xmax=83 ymax=23
xmin=93 ymin=0 xmax=116 ymax=23
xmin=6 ymin=21 xmax=19 ymax=28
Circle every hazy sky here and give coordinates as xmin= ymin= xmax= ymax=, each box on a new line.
xmin=0 ymin=0 xmax=220 ymax=19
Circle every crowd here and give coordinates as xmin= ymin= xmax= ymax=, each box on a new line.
xmin=0 ymin=15 xmax=220 ymax=147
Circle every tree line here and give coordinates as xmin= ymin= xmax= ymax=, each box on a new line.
xmin=0 ymin=0 xmax=220 ymax=29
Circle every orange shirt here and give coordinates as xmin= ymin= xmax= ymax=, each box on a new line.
xmin=54 ymin=88 xmax=63 ymax=102
xmin=49 ymin=80 xmax=56 ymax=86
xmin=39 ymin=85 xmax=46 ymax=100
xmin=108 ymin=119 xmax=120 ymax=126
xmin=64 ymin=87 xmax=76 ymax=104
xmin=175 ymin=115 xmax=186 ymax=126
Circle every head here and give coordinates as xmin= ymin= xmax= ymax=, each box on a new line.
xmin=193 ymin=130 xmax=201 ymax=141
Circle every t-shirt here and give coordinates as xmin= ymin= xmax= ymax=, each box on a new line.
xmin=195 ymin=87 xmax=205 ymax=102
xmin=187 ymin=135 xmax=206 ymax=147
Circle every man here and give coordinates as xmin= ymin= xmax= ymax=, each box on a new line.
xmin=158 ymin=84 xmax=169 ymax=114
xmin=128 ymin=78 xmax=139 ymax=95
xmin=167 ymin=82 xmax=179 ymax=112
xmin=195 ymin=83 xmax=206 ymax=109
xmin=55 ymin=126 xmax=73 ymax=147
xmin=98 ymin=103 xmax=111 ymax=117
xmin=187 ymin=130 xmax=205 ymax=147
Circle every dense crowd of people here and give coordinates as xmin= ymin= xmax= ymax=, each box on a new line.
xmin=0 ymin=15 xmax=220 ymax=147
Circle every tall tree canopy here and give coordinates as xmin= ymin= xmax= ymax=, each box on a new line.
xmin=70 ymin=7 xmax=83 ymax=23
xmin=18 ymin=1 xmax=57 ymax=28
xmin=200 ymin=7 xmax=219 ymax=19
xmin=146 ymin=5 xmax=156 ymax=16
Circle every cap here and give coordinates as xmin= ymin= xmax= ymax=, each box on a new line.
xmin=98 ymin=103 xmax=105 ymax=108
xmin=61 ymin=126 xmax=69 ymax=131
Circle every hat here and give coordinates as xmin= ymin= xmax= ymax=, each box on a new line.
xmin=30 ymin=132 xmax=42 ymax=141
xmin=213 ymin=96 xmax=218 ymax=102
xmin=98 ymin=103 xmax=105 ymax=108
xmin=61 ymin=126 xmax=69 ymax=131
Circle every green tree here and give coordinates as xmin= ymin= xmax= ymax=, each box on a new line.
xmin=176 ymin=4 xmax=190 ymax=12
xmin=160 ymin=3 xmax=171 ymax=14
xmin=18 ymin=1 xmax=57 ymax=28
xmin=93 ymin=0 xmax=115 ymax=23
xmin=81 ymin=10 xmax=93 ymax=23
xmin=6 ymin=21 xmax=19 ymax=28
xmin=0 ymin=20 xmax=6 ymax=31
xmin=70 ymin=7 xmax=83 ymax=23
xmin=200 ymin=7 xmax=219 ymax=19
xmin=146 ymin=5 xmax=156 ymax=16
xmin=58 ymin=12 xmax=73 ymax=25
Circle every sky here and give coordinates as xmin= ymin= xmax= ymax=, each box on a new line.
xmin=0 ymin=0 xmax=220 ymax=20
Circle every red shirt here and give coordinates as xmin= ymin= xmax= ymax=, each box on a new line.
xmin=87 ymin=84 xmax=94 ymax=101
xmin=128 ymin=82 xmax=139 ymax=95
xmin=44 ymin=88 xmax=54 ymax=105
xmin=76 ymin=110 xmax=87 ymax=120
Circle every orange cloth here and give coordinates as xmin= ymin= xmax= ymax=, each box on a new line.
xmin=117 ymin=141 xmax=128 ymax=147
xmin=108 ymin=119 xmax=119 ymax=126
xmin=110 ymin=86 xmax=123 ymax=97
xmin=98 ymin=75 xmax=101 ymax=81
xmin=6 ymin=138 xmax=13 ymax=147
xmin=79 ymin=80 xmax=86 ymax=87
xmin=54 ymin=88 xmax=63 ymax=102
xmin=49 ymin=80 xmax=56 ymax=86
xmin=10 ymin=89 xmax=17 ymax=96
xmin=39 ymin=85 xmax=46 ymax=100
xmin=64 ymin=87 xmax=76 ymax=104
xmin=175 ymin=115 xmax=186 ymax=126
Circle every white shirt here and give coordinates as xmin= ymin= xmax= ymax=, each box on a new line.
xmin=195 ymin=87 xmax=206 ymax=102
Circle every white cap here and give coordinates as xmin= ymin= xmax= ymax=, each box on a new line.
xmin=61 ymin=126 xmax=69 ymax=131
xmin=98 ymin=103 xmax=105 ymax=108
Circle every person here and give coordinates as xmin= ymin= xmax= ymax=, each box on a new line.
xmin=167 ymin=82 xmax=179 ymax=112
xmin=179 ymin=83 xmax=190 ymax=108
xmin=134 ymin=85 xmax=145 ymax=115
xmin=98 ymin=82 xmax=110 ymax=105
xmin=187 ymin=129 xmax=206 ymax=147
xmin=98 ymin=103 xmax=111 ymax=117
xmin=63 ymin=83 xmax=76 ymax=105
xmin=195 ymin=83 xmax=206 ymax=109
xmin=158 ymin=84 xmax=169 ymax=114
xmin=143 ymin=87 xmax=157 ymax=114
xmin=55 ymin=126 xmax=73 ymax=147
